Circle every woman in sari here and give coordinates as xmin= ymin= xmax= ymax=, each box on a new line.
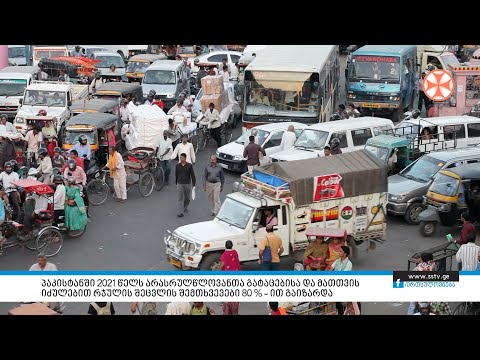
xmin=303 ymin=236 xmax=329 ymax=271
xmin=325 ymin=237 xmax=345 ymax=270
xmin=219 ymin=240 xmax=240 ymax=315
xmin=64 ymin=177 xmax=87 ymax=231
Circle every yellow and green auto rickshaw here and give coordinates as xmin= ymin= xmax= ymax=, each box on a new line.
xmin=418 ymin=163 xmax=480 ymax=237
xmin=126 ymin=54 xmax=167 ymax=83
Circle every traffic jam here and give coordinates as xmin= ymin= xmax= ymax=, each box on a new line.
xmin=0 ymin=44 xmax=479 ymax=315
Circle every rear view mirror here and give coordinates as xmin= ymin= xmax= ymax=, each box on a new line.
xmin=67 ymin=100 xmax=72 ymax=107
xmin=252 ymin=222 xmax=259 ymax=232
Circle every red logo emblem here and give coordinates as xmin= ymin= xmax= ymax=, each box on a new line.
xmin=313 ymin=174 xmax=344 ymax=202
xmin=422 ymin=70 xmax=455 ymax=102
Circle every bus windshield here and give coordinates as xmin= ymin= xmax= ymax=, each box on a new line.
xmin=349 ymin=55 xmax=401 ymax=83
xmin=244 ymin=71 xmax=320 ymax=118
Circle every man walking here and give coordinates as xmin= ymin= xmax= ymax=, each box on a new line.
xmin=203 ymin=155 xmax=224 ymax=216
xmin=29 ymin=253 xmax=64 ymax=313
xmin=243 ymin=135 xmax=266 ymax=171
xmin=456 ymin=233 xmax=480 ymax=271
xmin=203 ymin=102 xmax=222 ymax=148
xmin=103 ymin=146 xmax=127 ymax=203
xmin=170 ymin=133 xmax=196 ymax=164
xmin=259 ymin=225 xmax=284 ymax=270
xmin=156 ymin=130 xmax=173 ymax=185
xmin=175 ymin=153 xmax=196 ymax=217
xmin=279 ymin=124 xmax=296 ymax=151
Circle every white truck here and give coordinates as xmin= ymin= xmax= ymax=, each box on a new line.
xmin=14 ymin=81 xmax=89 ymax=134
xmin=165 ymin=149 xmax=388 ymax=270
xmin=0 ymin=66 xmax=40 ymax=120
xmin=417 ymin=45 xmax=460 ymax=73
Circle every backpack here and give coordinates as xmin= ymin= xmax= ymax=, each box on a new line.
xmin=91 ymin=302 xmax=111 ymax=315
xmin=139 ymin=302 xmax=158 ymax=315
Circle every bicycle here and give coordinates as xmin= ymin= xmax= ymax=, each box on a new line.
xmin=198 ymin=121 xmax=233 ymax=151
xmin=149 ymin=156 xmax=165 ymax=192
xmin=453 ymin=302 xmax=480 ymax=315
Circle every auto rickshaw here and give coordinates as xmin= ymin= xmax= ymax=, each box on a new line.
xmin=24 ymin=116 xmax=59 ymax=153
xmin=418 ymin=163 xmax=480 ymax=237
xmin=126 ymin=53 xmax=167 ymax=83
xmin=94 ymin=82 xmax=143 ymax=105
xmin=70 ymin=98 xmax=119 ymax=117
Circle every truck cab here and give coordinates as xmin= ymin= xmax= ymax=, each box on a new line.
xmin=417 ymin=45 xmax=460 ymax=73
xmin=165 ymin=150 xmax=387 ymax=270
xmin=14 ymin=81 xmax=88 ymax=134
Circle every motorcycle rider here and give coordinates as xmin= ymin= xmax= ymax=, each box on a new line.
xmin=0 ymin=161 xmax=20 ymax=220
xmin=52 ymin=147 xmax=65 ymax=169
xmin=68 ymin=134 xmax=91 ymax=172
xmin=330 ymin=138 xmax=343 ymax=155
xmin=37 ymin=148 xmax=53 ymax=184
xmin=145 ymin=90 xmax=156 ymax=105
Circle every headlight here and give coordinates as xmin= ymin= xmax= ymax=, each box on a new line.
xmin=233 ymin=155 xmax=243 ymax=160
xmin=167 ymin=93 xmax=176 ymax=98
xmin=389 ymin=96 xmax=401 ymax=101
xmin=347 ymin=93 xmax=356 ymax=99
xmin=15 ymin=117 xmax=24 ymax=123
xmin=215 ymin=150 xmax=220 ymax=156
xmin=388 ymin=194 xmax=406 ymax=202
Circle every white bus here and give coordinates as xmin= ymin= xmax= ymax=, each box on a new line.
xmin=242 ymin=45 xmax=340 ymax=131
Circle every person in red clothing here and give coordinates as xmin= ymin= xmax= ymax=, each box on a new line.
xmin=219 ymin=240 xmax=240 ymax=315
xmin=269 ymin=302 xmax=287 ymax=315
xmin=61 ymin=150 xmax=84 ymax=172
xmin=152 ymin=95 xmax=164 ymax=109
xmin=454 ymin=213 xmax=477 ymax=245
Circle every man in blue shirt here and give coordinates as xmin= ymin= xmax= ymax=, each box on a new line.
xmin=68 ymin=135 xmax=91 ymax=171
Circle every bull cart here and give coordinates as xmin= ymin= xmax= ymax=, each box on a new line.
xmin=407 ymin=241 xmax=459 ymax=271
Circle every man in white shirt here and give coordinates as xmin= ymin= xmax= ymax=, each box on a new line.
xmin=330 ymin=246 xmax=353 ymax=271
xmin=37 ymin=148 xmax=53 ymax=184
xmin=29 ymin=253 xmax=58 ymax=271
xmin=0 ymin=115 xmax=15 ymax=133
xmin=456 ymin=233 xmax=480 ymax=271
xmin=24 ymin=126 xmax=43 ymax=167
xmin=203 ymin=102 xmax=222 ymax=147
xmin=221 ymin=65 xmax=230 ymax=83
xmin=119 ymin=99 xmax=132 ymax=123
xmin=170 ymin=133 xmax=195 ymax=164
xmin=221 ymin=58 xmax=231 ymax=76
xmin=0 ymin=162 xmax=20 ymax=220
xmin=70 ymin=46 xmax=83 ymax=57
xmin=167 ymin=99 xmax=188 ymax=115
xmin=52 ymin=174 xmax=65 ymax=226
xmin=279 ymin=125 xmax=296 ymax=151
xmin=165 ymin=302 xmax=192 ymax=315
xmin=89 ymin=72 xmax=104 ymax=93
xmin=157 ymin=130 xmax=173 ymax=185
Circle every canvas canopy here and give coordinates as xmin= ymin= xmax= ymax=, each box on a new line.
xmin=126 ymin=103 xmax=168 ymax=149
xmin=256 ymin=150 xmax=388 ymax=206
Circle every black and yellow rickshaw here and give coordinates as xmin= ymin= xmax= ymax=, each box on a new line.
xmin=418 ymin=163 xmax=480 ymax=237
xmin=62 ymin=113 xmax=122 ymax=153
xmin=94 ymin=82 xmax=143 ymax=105
xmin=126 ymin=54 xmax=167 ymax=83
xmin=70 ymin=98 xmax=120 ymax=117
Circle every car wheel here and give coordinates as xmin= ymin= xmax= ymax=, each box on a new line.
xmin=404 ymin=203 xmax=425 ymax=225
xmin=419 ymin=221 xmax=436 ymax=237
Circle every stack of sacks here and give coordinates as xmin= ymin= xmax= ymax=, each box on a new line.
xmin=200 ymin=75 xmax=228 ymax=113
xmin=127 ymin=103 xmax=169 ymax=148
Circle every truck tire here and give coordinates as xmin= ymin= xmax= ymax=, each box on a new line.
xmin=419 ymin=221 xmax=436 ymax=237
xmin=199 ymin=252 xmax=223 ymax=270
xmin=404 ymin=202 xmax=426 ymax=225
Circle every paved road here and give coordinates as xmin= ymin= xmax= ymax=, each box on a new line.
xmin=0 ymin=52 xmax=455 ymax=315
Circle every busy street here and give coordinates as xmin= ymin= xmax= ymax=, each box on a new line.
xmin=0 ymin=44 xmax=479 ymax=315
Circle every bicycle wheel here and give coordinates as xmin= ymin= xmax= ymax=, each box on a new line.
xmin=36 ymin=227 xmax=63 ymax=257
xmin=86 ymin=179 xmax=109 ymax=205
xmin=200 ymin=130 xmax=209 ymax=151
xmin=24 ymin=233 xmax=41 ymax=251
xmin=152 ymin=166 xmax=165 ymax=191
xmin=138 ymin=171 xmax=155 ymax=197
xmin=222 ymin=123 xmax=233 ymax=145
xmin=453 ymin=302 xmax=469 ymax=315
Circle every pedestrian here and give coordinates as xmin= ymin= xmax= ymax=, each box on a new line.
xmin=170 ymin=133 xmax=196 ymax=164
xmin=130 ymin=302 xmax=158 ymax=315
xmin=37 ymin=148 xmax=52 ymax=184
xmin=203 ymin=102 xmax=222 ymax=147
xmin=221 ymin=65 xmax=229 ymax=83
xmin=456 ymin=233 xmax=480 ymax=271
xmin=221 ymin=58 xmax=231 ymax=76
xmin=279 ymin=125 xmax=296 ymax=152
xmin=337 ymin=104 xmax=349 ymax=119
xmin=453 ymin=212 xmax=477 ymax=246
xmin=417 ymin=72 xmax=431 ymax=112
xmin=219 ymin=240 xmax=240 ymax=315
xmin=167 ymin=118 xmax=180 ymax=150
xmin=203 ymin=155 xmax=224 ymax=216
xmin=259 ymin=225 xmax=284 ymax=270
xmin=407 ymin=252 xmax=435 ymax=315
xmin=269 ymin=302 xmax=287 ymax=315
xmin=175 ymin=153 xmax=196 ymax=217
xmin=120 ymin=99 xmax=132 ymax=123
xmin=52 ymin=174 xmax=65 ymax=226
xmin=323 ymin=145 xmax=331 ymax=157
xmin=156 ymin=130 xmax=173 ymax=185
xmin=52 ymin=147 xmax=65 ymax=169
xmin=167 ymin=99 xmax=187 ymax=115
xmin=88 ymin=302 xmax=115 ymax=315
xmin=348 ymin=103 xmax=361 ymax=118
xmin=329 ymin=246 xmax=353 ymax=271
xmin=165 ymin=302 xmax=191 ymax=315
xmin=103 ymin=146 xmax=127 ymax=202
xmin=330 ymin=138 xmax=342 ymax=155
xmin=413 ymin=302 xmax=436 ymax=315
xmin=190 ymin=302 xmax=215 ymax=315
xmin=243 ymin=135 xmax=266 ymax=172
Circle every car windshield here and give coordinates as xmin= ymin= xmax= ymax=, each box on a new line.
xmin=87 ymin=48 xmax=107 ymax=57
xmin=429 ymin=173 xmax=459 ymax=197
xmin=216 ymin=198 xmax=254 ymax=229
xmin=235 ymin=128 xmax=270 ymax=145
xmin=127 ymin=61 xmax=150 ymax=73
xmin=63 ymin=131 xmax=96 ymax=145
xmin=23 ymin=90 xmax=67 ymax=106
xmin=8 ymin=46 xmax=25 ymax=58
xmin=400 ymin=155 xmax=443 ymax=182
xmin=295 ymin=129 xmax=329 ymax=149
xmin=35 ymin=50 xmax=66 ymax=59
xmin=349 ymin=56 xmax=401 ymax=83
xmin=0 ymin=79 xmax=27 ymax=96
xmin=143 ymin=70 xmax=176 ymax=84
xmin=96 ymin=56 xmax=124 ymax=68
xmin=365 ymin=145 xmax=389 ymax=163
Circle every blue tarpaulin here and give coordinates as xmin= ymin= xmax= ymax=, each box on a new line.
xmin=252 ymin=170 xmax=288 ymax=188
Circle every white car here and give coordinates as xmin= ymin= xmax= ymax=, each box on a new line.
xmin=215 ymin=122 xmax=307 ymax=172
xmin=191 ymin=50 xmax=242 ymax=80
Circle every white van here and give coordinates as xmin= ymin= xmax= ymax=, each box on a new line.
xmin=0 ymin=66 xmax=39 ymax=120
xmin=216 ymin=122 xmax=308 ymax=172
xmin=89 ymin=51 xmax=126 ymax=80
xmin=271 ymin=117 xmax=395 ymax=162
xmin=395 ymin=116 xmax=480 ymax=150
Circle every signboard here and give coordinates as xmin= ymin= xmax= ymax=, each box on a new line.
xmin=313 ymin=173 xmax=344 ymax=202
xmin=353 ymin=56 xmax=399 ymax=63
xmin=0 ymin=79 xmax=27 ymax=84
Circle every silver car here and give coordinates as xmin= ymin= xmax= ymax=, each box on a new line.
xmin=387 ymin=147 xmax=480 ymax=224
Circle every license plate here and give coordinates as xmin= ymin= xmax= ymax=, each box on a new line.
xmin=220 ymin=163 xmax=229 ymax=169
xmin=360 ymin=103 xmax=382 ymax=108
xmin=169 ymin=258 xmax=182 ymax=268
